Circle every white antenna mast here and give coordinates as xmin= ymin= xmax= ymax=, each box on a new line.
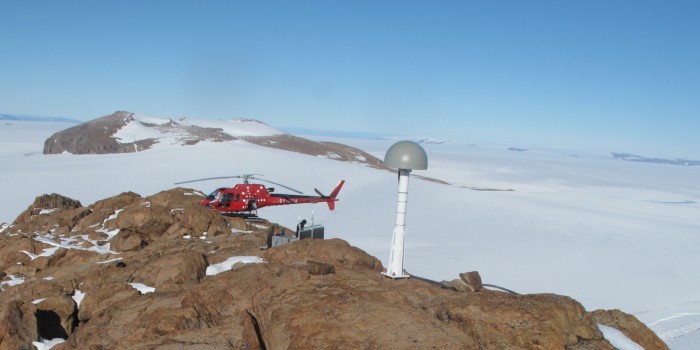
xmin=381 ymin=141 xmax=428 ymax=279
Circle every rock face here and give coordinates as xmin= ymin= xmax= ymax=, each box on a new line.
xmin=0 ymin=189 xmax=667 ymax=349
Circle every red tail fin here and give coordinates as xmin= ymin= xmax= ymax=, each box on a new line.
xmin=326 ymin=180 xmax=345 ymax=210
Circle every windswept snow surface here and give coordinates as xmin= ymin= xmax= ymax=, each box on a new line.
xmin=598 ymin=324 xmax=645 ymax=350
xmin=72 ymin=289 xmax=85 ymax=307
xmin=112 ymin=116 xmax=165 ymax=144
xmin=206 ymin=256 xmax=265 ymax=276
xmin=129 ymin=282 xmax=156 ymax=294
xmin=32 ymin=338 xmax=65 ymax=350
xmin=111 ymin=114 xmax=284 ymax=146
xmin=179 ymin=118 xmax=284 ymax=137
xmin=2 ymin=121 xmax=699 ymax=349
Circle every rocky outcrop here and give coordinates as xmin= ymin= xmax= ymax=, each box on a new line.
xmin=0 ymin=189 xmax=667 ymax=349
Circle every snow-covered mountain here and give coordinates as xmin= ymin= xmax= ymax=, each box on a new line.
xmin=2 ymin=118 xmax=699 ymax=349
xmin=43 ymin=111 xmax=384 ymax=168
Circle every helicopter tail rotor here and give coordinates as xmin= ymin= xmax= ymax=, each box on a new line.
xmin=325 ymin=180 xmax=345 ymax=210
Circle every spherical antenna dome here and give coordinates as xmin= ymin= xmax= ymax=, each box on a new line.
xmin=383 ymin=141 xmax=428 ymax=170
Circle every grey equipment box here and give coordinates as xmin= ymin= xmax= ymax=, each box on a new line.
xmin=298 ymin=225 xmax=324 ymax=240
xmin=271 ymin=235 xmax=298 ymax=248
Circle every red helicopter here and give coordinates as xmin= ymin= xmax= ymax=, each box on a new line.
xmin=175 ymin=174 xmax=345 ymax=215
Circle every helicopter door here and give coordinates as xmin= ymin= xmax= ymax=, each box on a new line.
xmin=218 ymin=193 xmax=233 ymax=207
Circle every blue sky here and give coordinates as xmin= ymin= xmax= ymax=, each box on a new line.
xmin=1 ymin=1 xmax=699 ymax=157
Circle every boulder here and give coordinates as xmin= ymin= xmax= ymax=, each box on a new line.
xmin=460 ymin=270 xmax=483 ymax=292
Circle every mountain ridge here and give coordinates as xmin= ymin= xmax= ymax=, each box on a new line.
xmin=0 ymin=113 xmax=81 ymax=124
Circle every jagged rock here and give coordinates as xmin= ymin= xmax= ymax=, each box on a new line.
xmin=12 ymin=193 xmax=89 ymax=234
xmin=32 ymin=193 xmax=82 ymax=211
xmin=460 ymin=270 xmax=483 ymax=292
xmin=0 ymin=301 xmax=37 ymax=350
xmin=91 ymin=191 xmax=142 ymax=214
xmin=0 ymin=189 xmax=666 ymax=349
xmin=591 ymin=309 xmax=669 ymax=350
xmin=306 ymin=260 xmax=335 ymax=275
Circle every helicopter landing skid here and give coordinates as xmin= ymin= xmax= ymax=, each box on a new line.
xmin=221 ymin=212 xmax=260 ymax=220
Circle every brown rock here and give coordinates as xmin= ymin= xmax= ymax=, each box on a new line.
xmin=442 ymin=278 xmax=474 ymax=292
xmin=591 ymin=309 xmax=669 ymax=350
xmin=460 ymin=270 xmax=483 ymax=292
xmin=77 ymin=282 xmax=140 ymax=322
xmin=111 ymin=230 xmax=147 ymax=252
xmin=307 ymin=260 xmax=335 ymax=275
xmin=34 ymin=193 xmax=82 ymax=210
xmin=91 ymin=191 xmax=142 ymax=214
xmin=131 ymin=251 xmax=207 ymax=292
xmin=429 ymin=293 xmax=614 ymax=350
xmin=263 ymin=238 xmax=383 ymax=272
xmin=0 ymin=301 xmax=37 ymax=350
xmin=13 ymin=202 xmax=90 ymax=235
xmin=4 ymin=265 xmax=38 ymax=278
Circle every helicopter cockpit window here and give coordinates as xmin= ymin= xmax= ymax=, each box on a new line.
xmin=221 ymin=193 xmax=233 ymax=204
xmin=206 ymin=189 xmax=220 ymax=201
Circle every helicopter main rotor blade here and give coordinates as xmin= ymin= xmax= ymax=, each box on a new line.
xmin=174 ymin=175 xmax=242 ymax=185
xmin=251 ymin=177 xmax=303 ymax=194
